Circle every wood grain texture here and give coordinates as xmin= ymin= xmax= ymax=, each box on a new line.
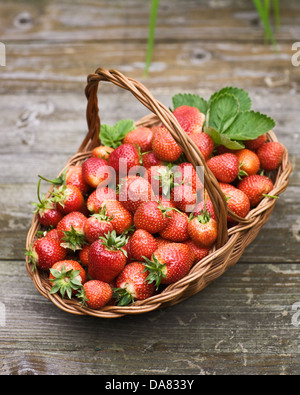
xmin=1 ymin=41 xmax=299 ymax=94
xmin=0 ymin=0 xmax=300 ymax=376
xmin=1 ymin=261 xmax=300 ymax=375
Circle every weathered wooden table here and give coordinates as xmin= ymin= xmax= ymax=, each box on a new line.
xmin=1 ymin=0 xmax=300 ymax=375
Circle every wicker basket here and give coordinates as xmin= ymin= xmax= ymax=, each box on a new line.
xmin=25 ymin=68 xmax=293 ymax=318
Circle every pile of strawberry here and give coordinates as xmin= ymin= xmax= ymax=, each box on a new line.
xmin=26 ymin=88 xmax=284 ymax=310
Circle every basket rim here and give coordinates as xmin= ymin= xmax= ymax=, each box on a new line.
xmin=26 ymin=67 xmax=293 ymax=318
xmin=25 ymin=115 xmax=293 ymax=318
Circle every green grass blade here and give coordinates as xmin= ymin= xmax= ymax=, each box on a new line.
xmin=263 ymin=0 xmax=270 ymax=43
xmin=273 ymin=0 xmax=281 ymax=32
xmin=144 ymin=0 xmax=160 ymax=77
xmin=253 ymin=0 xmax=278 ymax=50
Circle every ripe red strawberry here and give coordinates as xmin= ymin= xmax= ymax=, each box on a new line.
xmin=143 ymin=243 xmax=195 ymax=287
xmin=171 ymin=184 xmax=197 ymax=212
xmin=91 ymin=145 xmax=114 ymax=160
xmin=82 ymin=157 xmax=112 ymax=189
xmin=145 ymin=164 xmax=176 ymax=196
xmin=114 ymin=262 xmax=156 ymax=305
xmin=38 ymin=165 xmax=90 ymax=196
xmin=49 ymin=260 xmax=87 ymax=298
xmin=32 ymin=179 xmax=63 ymax=227
xmin=129 ymin=229 xmax=157 ymax=261
xmin=133 ymin=200 xmax=175 ymax=234
xmin=173 ymin=106 xmax=205 ymax=135
xmin=34 ymin=198 xmax=63 ymax=228
xmin=123 ymin=236 xmax=134 ymax=264
xmin=79 ymin=244 xmax=90 ymax=266
xmin=244 ymin=134 xmax=267 ymax=151
xmin=192 ymin=199 xmax=216 ymax=221
xmin=100 ymin=200 xmax=133 ymax=234
xmin=189 ymin=132 xmax=214 ymax=160
xmin=108 ymin=143 xmax=141 ymax=175
xmin=142 ymin=151 xmax=164 ymax=169
xmin=77 ymin=280 xmax=113 ymax=309
xmin=118 ymin=175 xmax=154 ymax=212
xmin=87 ymin=187 xmax=116 ymax=213
xmin=26 ymin=236 xmax=67 ymax=271
xmin=187 ymin=211 xmax=218 ymax=248
xmin=152 ymin=126 xmax=182 ymax=162
xmin=83 ymin=207 xmax=114 ymax=243
xmin=64 ymin=165 xmax=90 ymax=195
xmin=159 ymin=211 xmax=189 ymax=242
xmin=183 ymin=239 xmax=210 ymax=263
xmin=123 ymin=126 xmax=154 ymax=153
xmin=215 ymin=145 xmax=237 ymax=155
xmin=235 ymin=149 xmax=260 ymax=176
xmin=207 ymin=153 xmax=240 ymax=183
xmin=88 ymin=230 xmax=128 ymax=283
xmin=51 ymin=184 xmax=85 ymax=215
xmin=237 ymin=174 xmax=274 ymax=207
xmin=257 ymin=142 xmax=284 ymax=171
xmin=56 ymin=211 xmax=88 ymax=251
xmin=219 ymin=183 xmax=250 ymax=221
xmin=155 ymin=237 xmax=172 ymax=249
xmin=174 ymin=162 xmax=203 ymax=191
xmin=44 ymin=228 xmax=60 ymax=241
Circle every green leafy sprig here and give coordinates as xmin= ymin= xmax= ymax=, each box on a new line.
xmin=99 ymin=119 xmax=135 ymax=148
xmin=253 ymin=0 xmax=280 ymax=50
xmin=50 ymin=265 xmax=83 ymax=299
xmin=144 ymin=0 xmax=160 ymax=77
xmin=172 ymin=87 xmax=275 ymax=150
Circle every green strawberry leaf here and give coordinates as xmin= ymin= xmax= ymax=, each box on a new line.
xmin=207 ymin=93 xmax=239 ymax=133
xmin=223 ymin=110 xmax=276 ymax=140
xmin=99 ymin=119 xmax=135 ymax=148
xmin=204 ymin=126 xmax=245 ymax=150
xmin=113 ymin=287 xmax=135 ymax=306
xmin=49 ymin=265 xmax=83 ymax=299
xmin=61 ymin=226 xmax=88 ymax=251
xmin=142 ymin=255 xmax=167 ymax=290
xmin=208 ymin=87 xmax=252 ymax=112
xmin=172 ymin=93 xmax=208 ymax=114
xmin=172 ymin=87 xmax=275 ymax=146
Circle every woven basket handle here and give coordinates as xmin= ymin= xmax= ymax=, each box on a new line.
xmin=83 ymin=68 xmax=238 ymax=248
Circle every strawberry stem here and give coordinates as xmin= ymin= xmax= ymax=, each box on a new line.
xmin=262 ymin=194 xmax=278 ymax=199
xmin=32 ymin=179 xmax=54 ymax=214
xmin=113 ymin=287 xmax=135 ymax=306
xmin=49 ymin=265 xmax=83 ymax=299
xmin=93 ymin=206 xmax=113 ymax=222
xmin=38 ymin=168 xmax=67 ymax=186
xmin=76 ymin=287 xmax=89 ymax=306
xmin=61 ymin=226 xmax=88 ymax=251
xmin=238 ymin=163 xmax=248 ymax=180
xmin=157 ymin=200 xmax=185 ymax=218
xmin=142 ymin=255 xmax=167 ymax=289
xmin=191 ymin=189 xmax=211 ymax=224
xmin=25 ymin=246 xmax=38 ymax=271
xmin=99 ymin=230 xmax=128 ymax=257
xmin=37 ymin=178 xmax=43 ymax=204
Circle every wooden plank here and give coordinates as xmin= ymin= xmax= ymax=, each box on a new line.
xmin=0 ymin=89 xmax=298 ymax=261
xmin=1 ymin=41 xmax=299 ymax=93
xmin=0 ymin=0 xmax=299 ymax=43
xmin=0 ymin=181 xmax=299 ymax=262
xmin=0 ymin=90 xmax=299 ymax=157
xmin=1 ymin=0 xmax=299 ymax=377
xmin=1 ymin=260 xmax=300 ymax=375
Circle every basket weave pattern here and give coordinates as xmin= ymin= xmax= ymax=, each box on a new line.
xmin=25 ymin=68 xmax=293 ymax=318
